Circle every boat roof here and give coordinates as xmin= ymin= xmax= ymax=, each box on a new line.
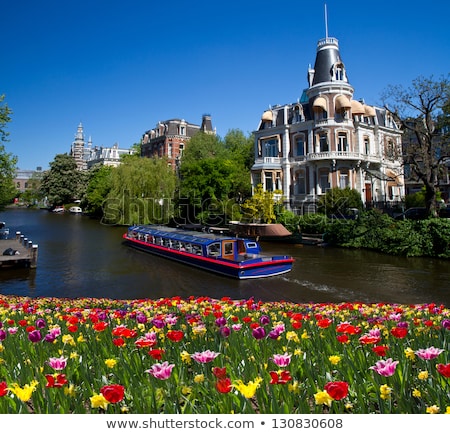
xmin=129 ymin=225 xmax=245 ymax=246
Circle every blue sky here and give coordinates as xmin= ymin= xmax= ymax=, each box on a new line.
xmin=3 ymin=0 xmax=449 ymax=170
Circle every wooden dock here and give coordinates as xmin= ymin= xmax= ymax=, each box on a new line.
xmin=0 ymin=231 xmax=38 ymax=268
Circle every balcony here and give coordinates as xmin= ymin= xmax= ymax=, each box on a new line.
xmin=307 ymin=151 xmax=381 ymax=164
xmin=252 ymin=157 xmax=282 ymax=170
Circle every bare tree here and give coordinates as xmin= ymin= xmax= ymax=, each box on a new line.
xmin=382 ymin=75 xmax=450 ymax=216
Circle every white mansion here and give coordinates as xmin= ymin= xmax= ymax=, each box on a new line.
xmin=251 ymin=35 xmax=404 ymax=212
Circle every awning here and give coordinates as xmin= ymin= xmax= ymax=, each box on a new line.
xmin=313 ymin=96 xmax=327 ymax=111
xmin=350 ymin=100 xmax=365 ymax=114
xmin=261 ymin=110 xmax=273 ymax=121
xmin=364 ymin=105 xmax=376 ymax=117
xmin=365 ymin=169 xmax=395 ymax=181
xmin=335 ymin=95 xmax=351 ymax=110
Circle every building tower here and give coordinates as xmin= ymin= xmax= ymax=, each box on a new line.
xmin=71 ymin=123 xmax=86 ymax=170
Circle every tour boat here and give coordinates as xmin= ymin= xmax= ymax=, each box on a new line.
xmin=123 ymin=225 xmax=294 ymax=279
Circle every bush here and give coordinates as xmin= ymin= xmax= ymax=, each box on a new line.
xmin=323 ymin=211 xmax=450 ymax=258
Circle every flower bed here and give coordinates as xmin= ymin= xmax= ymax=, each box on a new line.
xmin=0 ymin=295 xmax=449 ymax=414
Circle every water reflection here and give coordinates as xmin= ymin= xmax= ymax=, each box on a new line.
xmin=0 ymin=208 xmax=449 ymax=306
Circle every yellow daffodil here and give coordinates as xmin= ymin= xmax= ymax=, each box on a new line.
xmin=105 ymin=358 xmax=117 ymax=368
xmin=404 ymin=347 xmax=416 ymax=361
xmin=286 ymin=331 xmax=299 ymax=343
xmin=329 ymin=355 xmax=341 ymax=365
xmin=380 ymin=384 xmax=392 ymax=400
xmin=90 ymin=393 xmax=109 ymax=410
xmin=445 ymin=407 xmax=450 ymax=414
xmin=288 ymin=381 xmax=300 ymax=393
xmin=233 ymin=378 xmax=262 ymax=399
xmin=64 ymin=384 xmax=75 ymax=397
xmin=77 ymin=334 xmax=85 ymax=343
xmin=194 ymin=374 xmax=204 ymax=383
xmin=426 ymin=405 xmax=440 ymax=414
xmin=180 ymin=351 xmax=191 ymax=364
xmin=412 ymin=389 xmax=421 ymax=398
xmin=314 ymin=390 xmax=333 ymax=407
xmin=62 ymin=334 xmax=75 ymax=346
xmin=9 ymin=380 xmax=39 ymax=402
xmin=418 ymin=370 xmax=429 ymax=381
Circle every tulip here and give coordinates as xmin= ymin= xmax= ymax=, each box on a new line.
xmin=369 ymin=358 xmax=399 ymax=377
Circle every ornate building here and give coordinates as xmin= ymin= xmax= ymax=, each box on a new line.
xmin=70 ymin=123 xmax=134 ymax=170
xmin=251 ymin=36 xmax=404 ymax=212
xmin=141 ymin=115 xmax=215 ymax=169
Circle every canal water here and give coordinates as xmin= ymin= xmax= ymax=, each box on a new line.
xmin=1 ymin=208 xmax=449 ymax=306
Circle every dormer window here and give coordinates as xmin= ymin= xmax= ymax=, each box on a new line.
xmin=332 ymin=62 xmax=346 ymax=81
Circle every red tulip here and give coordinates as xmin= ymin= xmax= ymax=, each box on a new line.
xmin=436 ymin=363 xmax=450 ymax=378
xmin=324 ymin=381 xmax=349 ymax=400
xmin=100 ymin=384 xmax=125 ymax=403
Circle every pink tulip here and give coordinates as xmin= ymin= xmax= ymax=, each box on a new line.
xmin=191 ymin=350 xmax=220 ymax=364
xmin=47 ymin=356 xmax=68 ymax=370
xmin=145 ymin=361 xmax=175 ymax=380
xmin=415 ymin=347 xmax=444 ymax=360
xmin=271 ymin=352 xmax=292 ymax=367
xmin=369 ymin=358 xmax=399 ymax=377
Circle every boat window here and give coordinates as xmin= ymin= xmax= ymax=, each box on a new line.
xmin=207 ymin=242 xmax=221 ymax=257
xmin=224 ymin=242 xmax=233 ymax=255
xmin=154 ymin=237 xmax=163 ymax=245
xmin=246 ymin=242 xmax=258 ymax=249
xmin=192 ymin=245 xmax=202 ymax=255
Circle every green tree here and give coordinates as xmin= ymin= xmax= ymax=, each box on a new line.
xmin=382 ymin=75 xmax=450 ymax=216
xmin=103 ymin=157 xmax=176 ymax=225
xmin=240 ymin=184 xmax=277 ymax=223
xmin=0 ymin=95 xmax=17 ymax=209
xmin=82 ymin=164 xmax=113 ymax=217
xmin=178 ymin=131 xmax=252 ymax=224
xmin=317 ymin=187 xmax=363 ymax=217
xmin=40 ymin=153 xmax=87 ymax=205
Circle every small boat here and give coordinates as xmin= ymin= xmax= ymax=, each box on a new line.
xmin=228 ymin=221 xmax=302 ymax=243
xmin=123 ymin=225 xmax=294 ymax=279
xmin=0 ymin=222 xmax=9 ymax=239
xmin=69 ymin=206 xmax=83 ymax=214
xmin=52 ymin=206 xmax=65 ymax=213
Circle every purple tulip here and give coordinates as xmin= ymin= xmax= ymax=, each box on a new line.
xmin=220 ymin=326 xmax=231 ymax=338
xmin=252 ymin=326 xmax=266 ymax=340
xmin=0 ymin=330 xmax=6 ymax=341
xmin=28 ymin=329 xmax=42 ymax=343
xmin=442 ymin=319 xmax=450 ymax=330
xmin=215 ymin=317 xmax=227 ymax=327
xmin=260 ymin=315 xmax=270 ymax=325
xmin=36 ymin=318 xmax=46 ymax=328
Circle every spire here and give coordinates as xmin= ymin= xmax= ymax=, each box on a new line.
xmin=324 ymin=3 xmax=328 ymax=38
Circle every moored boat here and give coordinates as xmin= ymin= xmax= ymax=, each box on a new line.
xmin=228 ymin=221 xmax=303 ymax=243
xmin=0 ymin=222 xmax=9 ymax=239
xmin=69 ymin=206 xmax=83 ymax=214
xmin=123 ymin=225 xmax=294 ymax=279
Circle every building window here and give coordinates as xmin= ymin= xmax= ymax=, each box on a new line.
xmin=295 ymin=135 xmax=305 ymax=156
xmin=265 ymin=172 xmax=274 ymax=191
xmin=386 ymin=140 xmax=396 ymax=160
xmin=168 ymin=142 xmax=172 ymax=158
xmin=364 ymin=137 xmax=370 ymax=154
xmin=262 ymin=138 xmax=279 ymax=158
xmin=296 ymin=172 xmax=306 ymax=194
xmin=275 ymin=172 xmax=282 ymax=190
xmin=337 ymin=133 xmax=348 ymax=152
xmin=339 ymin=173 xmax=349 ymax=189
xmin=293 ymin=106 xmax=302 ymax=123
xmin=179 ymin=126 xmax=185 ymax=135
xmin=319 ymin=135 xmax=329 ymax=152
xmin=179 ymin=144 xmax=184 ymax=157
xmin=319 ymin=173 xmax=330 ymax=193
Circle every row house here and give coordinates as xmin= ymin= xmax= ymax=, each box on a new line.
xmin=251 ymin=35 xmax=404 ymax=212
xmin=141 ymin=115 xmax=214 ymax=169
